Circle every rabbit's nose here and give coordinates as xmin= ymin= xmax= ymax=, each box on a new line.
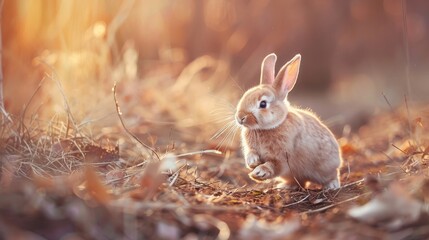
xmin=236 ymin=111 xmax=247 ymax=125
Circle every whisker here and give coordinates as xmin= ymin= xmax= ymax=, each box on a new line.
xmin=211 ymin=125 xmax=230 ymax=141
xmin=216 ymin=122 xmax=238 ymax=150
xmin=226 ymin=125 xmax=240 ymax=150
xmin=208 ymin=107 xmax=235 ymax=126
xmin=210 ymin=107 xmax=235 ymax=118
xmin=216 ymin=128 xmax=232 ymax=150
xmin=209 ymin=106 xmax=235 ymax=115
xmin=209 ymin=94 xmax=237 ymax=110
xmin=211 ymin=121 xmax=236 ymax=140
xmin=212 ymin=116 xmax=235 ymax=125
xmin=216 ymin=124 xmax=234 ymax=148
xmin=206 ymin=94 xmax=241 ymax=150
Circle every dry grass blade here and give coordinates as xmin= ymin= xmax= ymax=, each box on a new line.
xmin=1 ymin=2 xmax=429 ymax=236
xmin=18 ymin=77 xmax=46 ymax=139
xmin=112 ymin=82 xmax=160 ymax=160
xmin=47 ymin=70 xmax=78 ymax=138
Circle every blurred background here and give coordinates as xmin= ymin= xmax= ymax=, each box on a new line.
xmin=2 ymin=0 xmax=429 ymax=135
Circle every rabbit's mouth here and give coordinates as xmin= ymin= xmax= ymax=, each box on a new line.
xmin=236 ymin=111 xmax=258 ymax=128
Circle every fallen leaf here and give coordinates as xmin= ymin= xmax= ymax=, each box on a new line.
xmin=128 ymin=161 xmax=166 ymax=200
xmin=239 ymin=215 xmax=299 ymax=240
xmin=84 ymin=166 xmax=112 ymax=205
xmin=348 ymin=180 xmax=422 ymax=230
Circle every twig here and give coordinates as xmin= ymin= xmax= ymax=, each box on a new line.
xmin=300 ymin=192 xmax=370 ymax=215
xmin=175 ymin=149 xmax=222 ymax=158
xmin=381 ymin=92 xmax=393 ymax=111
xmin=392 ymin=143 xmax=407 ymax=155
xmin=282 ymin=194 xmax=310 ymax=208
xmin=168 ymin=164 xmax=187 ymax=187
xmin=338 ymin=178 xmax=365 ymax=188
xmin=112 ymin=82 xmax=160 ymax=161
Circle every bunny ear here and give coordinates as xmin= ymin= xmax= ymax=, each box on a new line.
xmin=260 ymin=53 xmax=277 ymax=85
xmin=273 ymin=54 xmax=301 ymax=99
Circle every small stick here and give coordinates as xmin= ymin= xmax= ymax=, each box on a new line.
xmin=392 ymin=143 xmax=407 ymax=155
xmin=300 ymin=192 xmax=370 ymax=214
xmin=175 ymin=149 xmax=222 ymax=158
xmin=381 ymin=92 xmax=393 ymax=111
xmin=112 ymin=82 xmax=160 ymax=161
xmin=282 ymin=194 xmax=310 ymax=208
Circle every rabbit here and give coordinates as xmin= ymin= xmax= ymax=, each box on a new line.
xmin=235 ymin=53 xmax=342 ymax=189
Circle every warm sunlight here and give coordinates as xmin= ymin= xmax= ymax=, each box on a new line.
xmin=1 ymin=1 xmax=429 ymax=239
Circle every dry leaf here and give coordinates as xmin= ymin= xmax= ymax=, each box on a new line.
xmin=239 ymin=215 xmax=299 ymax=240
xmin=84 ymin=166 xmax=112 ymax=204
xmin=348 ymin=181 xmax=422 ymax=230
xmin=129 ymin=161 xmax=166 ymax=200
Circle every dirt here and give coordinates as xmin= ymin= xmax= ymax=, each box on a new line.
xmin=0 ymin=106 xmax=428 ymax=240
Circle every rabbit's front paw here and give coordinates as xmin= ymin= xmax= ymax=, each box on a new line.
xmin=249 ymin=163 xmax=274 ymax=181
xmin=245 ymin=151 xmax=262 ymax=169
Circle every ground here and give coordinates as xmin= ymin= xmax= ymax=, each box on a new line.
xmin=0 ymin=94 xmax=428 ymax=239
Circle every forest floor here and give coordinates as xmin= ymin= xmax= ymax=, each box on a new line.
xmin=1 ymin=89 xmax=429 ymax=239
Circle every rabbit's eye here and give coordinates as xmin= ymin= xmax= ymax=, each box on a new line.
xmin=259 ymin=100 xmax=267 ymax=109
